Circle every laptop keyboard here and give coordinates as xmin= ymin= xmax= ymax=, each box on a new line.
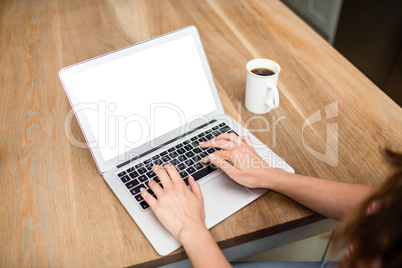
xmin=116 ymin=122 xmax=236 ymax=211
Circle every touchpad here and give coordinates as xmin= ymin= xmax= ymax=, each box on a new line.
xmin=201 ymin=174 xmax=253 ymax=221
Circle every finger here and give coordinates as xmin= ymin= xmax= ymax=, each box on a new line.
xmin=147 ymin=179 xmax=163 ymax=196
xmin=201 ymin=149 xmax=232 ymax=163
xmin=188 ymin=176 xmax=203 ymax=201
xmin=199 ymin=139 xmax=235 ymax=150
xmin=208 ymin=153 xmax=239 ymax=178
xmin=153 ymin=165 xmax=172 ymax=187
xmin=215 ymin=133 xmax=243 ymax=146
xmin=163 ymin=164 xmax=183 ymax=184
xmin=140 ymin=187 xmax=157 ymax=208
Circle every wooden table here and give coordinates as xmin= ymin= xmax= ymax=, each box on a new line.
xmin=1 ymin=0 xmax=401 ymax=267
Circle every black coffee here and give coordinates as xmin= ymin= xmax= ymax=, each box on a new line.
xmin=251 ymin=67 xmax=275 ymax=76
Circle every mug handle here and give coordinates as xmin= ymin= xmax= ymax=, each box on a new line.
xmin=265 ymin=85 xmax=279 ymax=109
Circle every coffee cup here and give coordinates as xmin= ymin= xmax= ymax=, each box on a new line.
xmin=245 ymin=59 xmax=280 ymax=114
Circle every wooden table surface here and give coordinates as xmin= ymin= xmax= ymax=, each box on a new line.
xmin=1 ymin=0 xmax=401 ymax=267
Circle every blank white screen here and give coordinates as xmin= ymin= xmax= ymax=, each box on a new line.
xmin=72 ymin=35 xmax=217 ymax=161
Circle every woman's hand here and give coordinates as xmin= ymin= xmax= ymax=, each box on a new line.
xmin=200 ymin=133 xmax=276 ymax=188
xmin=141 ymin=164 xmax=231 ymax=268
xmin=140 ymin=164 xmax=206 ymax=242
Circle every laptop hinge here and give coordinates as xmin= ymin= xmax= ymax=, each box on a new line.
xmin=116 ymin=119 xmax=217 ymax=169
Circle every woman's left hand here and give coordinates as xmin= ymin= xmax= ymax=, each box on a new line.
xmin=140 ymin=164 xmax=206 ymax=242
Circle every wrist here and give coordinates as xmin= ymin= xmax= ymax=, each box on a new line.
xmin=258 ymin=167 xmax=288 ymax=189
xmin=178 ymin=221 xmax=210 ymax=247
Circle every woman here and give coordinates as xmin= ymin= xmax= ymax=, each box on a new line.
xmin=140 ymin=133 xmax=402 ymax=267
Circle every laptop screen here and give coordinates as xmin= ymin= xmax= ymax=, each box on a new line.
xmin=70 ymin=35 xmax=217 ymax=162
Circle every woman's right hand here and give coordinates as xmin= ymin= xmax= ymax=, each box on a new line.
xmin=200 ymin=133 xmax=280 ymax=188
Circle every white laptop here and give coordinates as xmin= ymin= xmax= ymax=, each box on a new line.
xmin=59 ymin=25 xmax=294 ymax=256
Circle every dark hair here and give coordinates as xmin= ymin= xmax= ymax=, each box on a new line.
xmin=331 ymin=149 xmax=402 ymax=267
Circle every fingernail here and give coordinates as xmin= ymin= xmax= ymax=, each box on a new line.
xmin=209 ymin=154 xmax=217 ymax=162
xmin=140 ymin=187 xmax=145 ymax=192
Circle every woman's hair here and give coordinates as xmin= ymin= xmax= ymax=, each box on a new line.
xmin=331 ymin=149 xmax=402 ymax=267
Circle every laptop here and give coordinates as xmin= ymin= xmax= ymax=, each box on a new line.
xmin=59 ymin=25 xmax=294 ymax=256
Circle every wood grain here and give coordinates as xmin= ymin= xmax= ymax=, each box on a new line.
xmin=0 ymin=0 xmax=401 ymax=267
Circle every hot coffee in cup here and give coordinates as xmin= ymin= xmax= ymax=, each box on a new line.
xmin=245 ymin=59 xmax=280 ymax=114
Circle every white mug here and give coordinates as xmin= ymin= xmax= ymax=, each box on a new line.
xmin=245 ymin=59 xmax=280 ymax=114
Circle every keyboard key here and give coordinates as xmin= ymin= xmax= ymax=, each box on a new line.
xmin=207 ymin=148 xmax=215 ymax=154
xmin=127 ymin=167 xmax=135 ymax=173
xmin=219 ymin=123 xmax=226 ymax=127
xmin=137 ymin=167 xmax=147 ymax=174
xmin=129 ymin=171 xmax=139 ymax=178
xmin=117 ymin=171 xmax=126 ymax=177
xmin=160 ymin=151 xmax=168 ymax=156
xmin=184 ymin=144 xmax=193 ymax=151
xmin=169 ymin=151 xmax=178 ymax=158
xmin=199 ymin=137 xmax=207 ymax=142
xmin=153 ymin=159 xmax=163 ymax=166
xmin=185 ymin=151 xmax=195 ymax=158
xmin=177 ymin=148 xmax=186 ymax=154
xmin=146 ymin=170 xmax=156 ymax=179
xmin=143 ymin=159 xmax=152 ymax=165
xmin=205 ymin=129 xmax=212 ymax=134
xmin=206 ymin=134 xmax=214 ymax=140
xmin=184 ymin=159 xmax=194 ymax=166
xmin=179 ymin=170 xmax=188 ymax=178
xmin=135 ymin=163 xmax=143 ymax=169
xmin=190 ymin=136 xmax=197 ymax=141
xmin=194 ymin=163 xmax=203 ymax=170
xmin=175 ymin=143 xmax=183 ymax=148
xmin=152 ymin=155 xmax=160 ymax=160
xmin=200 ymin=152 xmax=207 ymax=158
xmin=212 ymin=126 xmax=219 ymax=130
xmin=193 ymin=147 xmax=202 ymax=154
xmin=177 ymin=163 xmax=186 ymax=171
xmin=125 ymin=179 xmax=140 ymax=189
xmin=139 ymin=201 xmax=150 ymax=210
xmin=191 ymin=141 xmax=198 ymax=147
xmin=186 ymin=166 xmax=196 ymax=174
xmin=134 ymin=194 xmax=143 ymax=202
xmin=130 ymin=185 xmax=143 ymax=195
xmin=192 ymin=166 xmax=216 ymax=181
xmin=228 ymin=130 xmax=238 ymax=135
xmin=197 ymin=133 xmax=205 ymax=137
xmin=220 ymin=126 xmax=230 ymax=133
xmin=168 ymin=147 xmax=175 ymax=152
xmin=170 ymin=158 xmax=180 ymax=166
xmin=178 ymin=155 xmax=187 ymax=162
xmin=192 ymin=155 xmax=201 ymax=162
xmin=120 ymin=175 xmax=131 ymax=183
xmin=145 ymin=163 xmax=153 ymax=170
xmin=161 ymin=155 xmax=171 ymax=162
xmin=212 ymin=131 xmax=220 ymax=137
xmin=138 ymin=175 xmax=148 ymax=183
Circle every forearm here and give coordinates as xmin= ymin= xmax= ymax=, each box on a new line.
xmin=179 ymin=223 xmax=231 ymax=268
xmin=263 ymin=168 xmax=377 ymax=221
